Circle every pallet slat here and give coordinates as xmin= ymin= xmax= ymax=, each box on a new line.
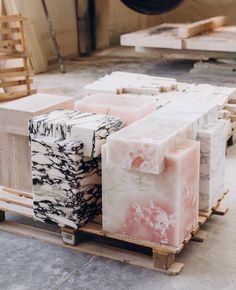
xmin=0 ymin=191 xmax=33 ymax=208
xmin=79 ymin=222 xmax=183 ymax=254
xmin=0 ymin=52 xmax=31 ymax=60
xmin=1 ymin=27 xmax=20 ymax=34
xmin=0 ymin=15 xmax=27 ymax=22
xmin=178 ymin=16 xmax=229 ymax=39
xmin=2 ymin=187 xmax=33 ymax=198
xmin=0 ymin=202 xmax=33 ymax=218
xmin=0 ymin=79 xmax=32 ymax=88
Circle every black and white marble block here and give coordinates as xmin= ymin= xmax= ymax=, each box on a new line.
xmin=31 ymin=137 xmax=102 ymax=229
xmin=29 ymin=110 xmax=123 ymax=229
xmin=29 ymin=110 xmax=123 ymax=158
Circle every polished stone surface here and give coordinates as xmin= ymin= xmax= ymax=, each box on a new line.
xmin=1 ymin=49 xmax=236 ymax=290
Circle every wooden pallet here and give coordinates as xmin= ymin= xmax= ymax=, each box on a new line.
xmin=0 ymin=14 xmax=35 ymax=102
xmin=0 ymin=186 xmax=229 ymax=275
xmin=198 ymin=189 xmax=229 ymax=226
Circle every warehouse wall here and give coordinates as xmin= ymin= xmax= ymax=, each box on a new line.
xmin=157 ymin=0 xmax=236 ymax=25
xmin=7 ymin=0 xmax=236 ymax=60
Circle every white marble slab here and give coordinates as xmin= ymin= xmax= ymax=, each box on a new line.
xmin=197 ymin=120 xmax=228 ymax=210
xmin=107 ymin=113 xmax=193 ymax=174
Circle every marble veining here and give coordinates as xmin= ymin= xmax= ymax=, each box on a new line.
xmin=102 ymin=140 xmax=200 ymax=247
xmin=29 ymin=109 xmax=123 ymax=158
xmin=107 ymin=113 xmax=193 ymax=174
xmin=31 ymin=137 xmax=102 ymax=229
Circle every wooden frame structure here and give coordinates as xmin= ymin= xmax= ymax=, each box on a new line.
xmin=0 ymin=15 xmax=35 ymax=102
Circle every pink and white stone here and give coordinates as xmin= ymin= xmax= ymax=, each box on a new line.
xmin=107 ymin=114 xmax=193 ymax=174
xmin=75 ymin=93 xmax=156 ymax=125
xmin=102 ymin=140 xmax=200 ymax=248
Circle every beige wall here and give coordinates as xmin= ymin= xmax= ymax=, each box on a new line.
xmin=7 ymin=0 xmax=236 ymax=59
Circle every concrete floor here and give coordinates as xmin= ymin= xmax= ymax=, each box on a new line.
xmin=1 ymin=47 xmax=236 ymax=290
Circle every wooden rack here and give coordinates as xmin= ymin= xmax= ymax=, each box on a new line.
xmin=0 ymin=15 xmax=36 ymax=102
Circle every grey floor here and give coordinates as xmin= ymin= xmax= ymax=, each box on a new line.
xmin=1 ymin=47 xmax=236 ymax=290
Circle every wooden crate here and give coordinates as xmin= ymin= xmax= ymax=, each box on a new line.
xmin=0 ymin=186 xmax=230 ymax=275
xmin=0 ymin=15 xmax=35 ymax=102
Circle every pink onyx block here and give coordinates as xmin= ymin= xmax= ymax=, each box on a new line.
xmin=102 ymin=140 xmax=200 ymax=248
xmin=107 ymin=114 xmax=193 ymax=174
xmin=75 ymin=93 xmax=156 ymax=125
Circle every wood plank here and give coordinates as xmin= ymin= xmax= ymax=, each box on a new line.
xmin=0 ymin=201 xmax=33 ymax=218
xmin=178 ymin=16 xmax=229 ymax=39
xmin=80 ymin=222 xmax=183 ymax=254
xmin=0 ymin=79 xmax=33 ymax=88
xmin=0 ymin=39 xmax=21 ymax=46
xmin=198 ymin=215 xmax=207 ymax=226
xmin=0 ymin=70 xmax=28 ymax=78
xmin=0 ymin=47 xmax=14 ymax=53
xmin=213 ymin=207 xmax=229 ymax=216
xmin=25 ymin=23 xmax=48 ymax=74
xmin=0 ymin=67 xmax=25 ymax=74
xmin=199 ymin=210 xmax=213 ymax=218
xmin=191 ymin=230 xmax=208 ymax=243
xmin=0 ymin=221 xmax=184 ymax=275
xmin=0 ymin=15 xmax=27 ymax=22
xmin=0 ymin=52 xmax=31 ymax=60
xmin=225 ymin=104 xmax=236 ymax=114
xmin=2 ymin=187 xmax=32 ymax=198
xmin=1 ymin=27 xmax=20 ymax=34
xmin=0 ymin=191 xmax=33 ymax=208
xmin=153 ymin=250 xmax=175 ymax=271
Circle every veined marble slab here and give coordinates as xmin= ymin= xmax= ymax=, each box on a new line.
xmin=84 ymin=71 xmax=177 ymax=95
xmin=107 ymin=113 xmax=193 ymax=174
xmin=197 ymin=120 xmax=228 ymax=210
xmin=31 ymin=137 xmax=102 ymax=229
xmin=102 ymin=140 xmax=200 ymax=248
xmin=29 ymin=110 xmax=123 ymax=158
xmin=155 ymin=101 xmax=218 ymax=138
xmin=75 ymin=93 xmax=156 ymax=126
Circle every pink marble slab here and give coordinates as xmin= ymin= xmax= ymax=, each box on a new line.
xmin=106 ymin=114 xmax=193 ymax=174
xmin=75 ymin=93 xmax=156 ymax=126
xmin=102 ymin=140 xmax=200 ymax=248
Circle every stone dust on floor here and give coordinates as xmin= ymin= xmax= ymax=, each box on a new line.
xmin=1 ymin=46 xmax=236 ymax=290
